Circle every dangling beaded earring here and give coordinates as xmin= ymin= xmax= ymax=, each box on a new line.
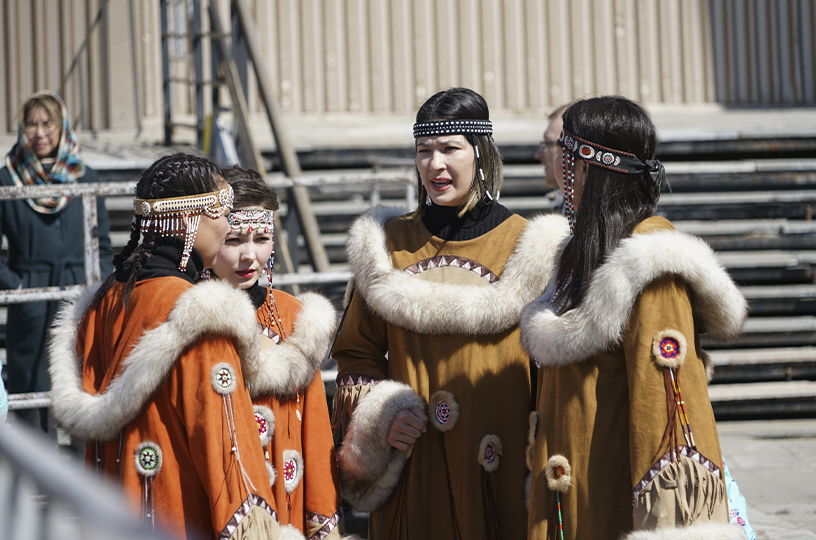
xmin=259 ymin=252 xmax=275 ymax=287
xmin=473 ymin=143 xmax=493 ymax=201
xmin=561 ymin=146 xmax=577 ymax=233
xmin=426 ymin=193 xmax=433 ymax=206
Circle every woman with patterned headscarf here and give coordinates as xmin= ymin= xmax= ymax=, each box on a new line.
xmin=0 ymin=91 xmax=112 ymax=430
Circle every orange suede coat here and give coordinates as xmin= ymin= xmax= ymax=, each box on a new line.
xmin=49 ymin=277 xmax=282 ymax=539
xmin=250 ymin=289 xmax=341 ymax=540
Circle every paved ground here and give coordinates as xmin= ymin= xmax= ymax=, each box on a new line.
xmin=719 ymin=419 xmax=816 ymax=539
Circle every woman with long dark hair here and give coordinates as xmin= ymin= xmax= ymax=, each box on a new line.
xmin=331 ymin=87 xmax=568 ymax=539
xmin=522 ymin=96 xmax=746 ymax=539
xmin=48 ymin=154 xmax=292 ymax=539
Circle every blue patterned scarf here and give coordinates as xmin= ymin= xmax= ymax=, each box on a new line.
xmin=4 ymin=91 xmax=85 ymax=214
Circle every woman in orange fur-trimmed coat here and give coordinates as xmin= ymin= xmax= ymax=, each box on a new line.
xmin=48 ymin=154 xmax=299 ymax=539
xmin=213 ymin=166 xmax=342 ymax=540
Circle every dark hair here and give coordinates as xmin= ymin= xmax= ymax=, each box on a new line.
xmin=221 ymin=165 xmax=279 ymax=211
xmin=412 ymin=87 xmax=503 ymax=217
xmin=94 ymin=153 xmax=223 ymax=306
xmin=553 ymin=96 xmax=660 ymax=312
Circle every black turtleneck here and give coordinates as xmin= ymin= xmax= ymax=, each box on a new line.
xmin=422 ymin=199 xmax=513 ymax=241
xmin=247 ymin=281 xmax=268 ymax=309
xmin=115 ymin=239 xmax=206 ymax=284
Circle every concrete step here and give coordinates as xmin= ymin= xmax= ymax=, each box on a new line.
xmin=742 ymin=284 xmax=816 ymax=315
xmin=710 ymin=381 xmax=816 ymax=420
xmin=705 ymin=316 xmax=816 ymax=349
xmin=676 ymin=219 xmax=816 ymax=251
xmin=709 ymin=346 xmax=816 ymax=383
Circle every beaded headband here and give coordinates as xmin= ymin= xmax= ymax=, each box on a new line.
xmin=413 ymin=119 xmax=493 ymax=138
xmin=558 ymin=132 xmax=661 ymax=175
xmin=227 ymin=208 xmax=274 ymax=234
xmin=134 ymin=186 xmax=234 ymax=219
xmin=132 ymin=186 xmax=234 ymax=271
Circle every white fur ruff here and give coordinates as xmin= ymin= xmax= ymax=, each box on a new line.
xmin=278 ymin=524 xmax=307 ymax=540
xmin=346 ymin=207 xmax=569 ymax=335
xmin=337 ymin=380 xmax=424 ymax=511
xmin=622 ymin=523 xmax=747 ymax=540
xmin=248 ymin=292 xmax=337 ymax=398
xmin=48 ymin=280 xmax=260 ymax=441
xmin=521 ymin=229 xmax=747 ymax=367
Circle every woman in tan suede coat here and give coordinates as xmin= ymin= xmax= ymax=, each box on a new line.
xmin=331 ymin=88 xmax=568 ymax=540
xmin=521 ymin=97 xmax=747 ymax=540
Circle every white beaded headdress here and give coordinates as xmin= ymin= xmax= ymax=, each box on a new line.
xmin=133 ymin=185 xmax=234 ymax=271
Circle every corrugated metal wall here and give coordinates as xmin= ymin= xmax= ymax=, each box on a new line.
xmin=2 ymin=0 xmax=814 ymax=133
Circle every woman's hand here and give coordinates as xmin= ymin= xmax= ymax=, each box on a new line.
xmin=386 ymin=406 xmax=427 ymax=451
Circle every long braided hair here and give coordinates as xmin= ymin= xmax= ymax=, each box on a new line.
xmin=93 ymin=153 xmax=223 ymax=307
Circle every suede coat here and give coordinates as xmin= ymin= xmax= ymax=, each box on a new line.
xmin=332 ymin=208 xmax=568 ymax=540
xmin=522 ymin=217 xmax=748 ymax=540
xmin=48 ymin=277 xmax=291 ymax=540
xmin=249 ymin=288 xmax=342 ymax=539
xmin=0 ymin=164 xmax=112 ymax=426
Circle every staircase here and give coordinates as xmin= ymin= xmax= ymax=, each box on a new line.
xmin=3 ymin=138 xmax=816 ymax=421
xmin=259 ymin=146 xmax=816 ymax=421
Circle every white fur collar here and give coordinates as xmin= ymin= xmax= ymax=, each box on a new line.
xmin=346 ymin=206 xmax=570 ymax=335
xmin=521 ymin=229 xmax=747 ymax=367
xmin=247 ymin=292 xmax=337 ymax=398
xmin=48 ymin=279 xmax=261 ymax=441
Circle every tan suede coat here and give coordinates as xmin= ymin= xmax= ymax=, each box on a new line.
xmin=333 ymin=212 xmax=562 ymax=540
xmin=525 ymin=217 xmax=741 ymax=540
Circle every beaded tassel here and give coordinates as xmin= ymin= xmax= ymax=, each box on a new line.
xmin=474 ymin=143 xmax=492 ymax=201
xmin=561 ymin=147 xmax=577 ymax=233
xmin=555 ymin=492 xmax=565 ymax=540
xmin=668 ymin=368 xmax=697 ymax=449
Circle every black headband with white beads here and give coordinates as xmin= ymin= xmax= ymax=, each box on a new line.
xmin=412 ymin=119 xmax=493 ymax=138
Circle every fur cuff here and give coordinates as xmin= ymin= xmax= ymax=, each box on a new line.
xmin=347 ymin=207 xmax=569 ymax=335
xmin=49 ymin=280 xmax=260 ymax=441
xmin=522 ymin=229 xmax=747 ymax=367
xmin=337 ymin=380 xmax=424 ymax=511
xmin=623 ymin=523 xmax=746 ymax=540
xmin=249 ymin=292 xmax=337 ymax=398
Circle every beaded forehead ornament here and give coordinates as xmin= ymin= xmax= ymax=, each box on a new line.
xmin=132 ymin=185 xmax=234 ymax=271
xmin=558 ymin=130 xmax=664 ymax=232
xmin=227 ymin=208 xmax=274 ymax=234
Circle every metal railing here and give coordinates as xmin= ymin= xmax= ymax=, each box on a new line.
xmin=0 ymin=420 xmax=172 ymax=540
xmin=0 ymin=170 xmax=415 ymax=411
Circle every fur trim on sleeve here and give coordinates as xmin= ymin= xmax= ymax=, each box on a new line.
xmin=347 ymin=207 xmax=569 ymax=335
xmin=522 ymin=229 xmax=747 ymax=367
xmin=622 ymin=523 xmax=746 ymax=540
xmin=48 ymin=280 xmax=260 ymax=441
xmin=336 ymin=380 xmax=425 ymax=511
xmin=248 ymin=292 xmax=337 ymax=398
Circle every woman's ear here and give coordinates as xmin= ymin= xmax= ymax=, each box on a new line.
xmin=576 ymin=160 xmax=589 ymax=176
